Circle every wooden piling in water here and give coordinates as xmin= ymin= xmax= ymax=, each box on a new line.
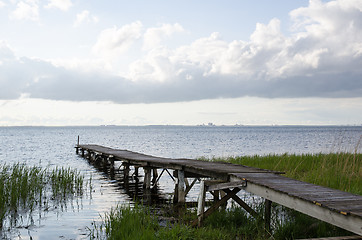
xmin=177 ymin=170 xmax=186 ymax=203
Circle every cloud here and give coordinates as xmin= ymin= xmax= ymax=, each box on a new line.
xmin=92 ymin=21 xmax=143 ymax=60
xmin=1 ymin=0 xmax=362 ymax=104
xmin=9 ymin=0 xmax=39 ymax=21
xmin=0 ymin=41 xmax=15 ymax=61
xmin=0 ymin=1 xmax=6 ymax=8
xmin=73 ymin=10 xmax=98 ymax=27
xmin=45 ymin=0 xmax=72 ymax=11
xmin=143 ymin=23 xmax=185 ymax=50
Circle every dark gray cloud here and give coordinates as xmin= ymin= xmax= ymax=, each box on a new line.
xmin=1 ymin=54 xmax=361 ymax=104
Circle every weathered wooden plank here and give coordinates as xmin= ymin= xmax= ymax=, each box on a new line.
xmin=230 ymin=175 xmax=362 ymax=235
xmin=206 ymin=180 xmax=246 ymax=192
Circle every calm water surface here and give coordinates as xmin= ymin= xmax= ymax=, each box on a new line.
xmin=0 ymin=126 xmax=361 ymax=239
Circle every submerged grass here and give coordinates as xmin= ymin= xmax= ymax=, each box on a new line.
xmin=0 ymin=163 xmax=86 ymax=229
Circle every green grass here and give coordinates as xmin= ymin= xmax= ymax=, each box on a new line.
xmin=0 ymin=163 xmax=86 ymax=229
xmin=89 ymin=204 xmax=158 ymax=240
xmin=88 ymin=151 xmax=361 ymax=239
xmin=214 ymin=152 xmax=361 ymax=195
xmin=89 ymin=204 xmax=236 ymax=240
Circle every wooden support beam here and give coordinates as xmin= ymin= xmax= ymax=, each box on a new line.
xmin=173 ymin=171 xmax=178 ymax=203
xmin=152 ymin=168 xmax=165 ymax=188
xmin=220 ymin=190 xmax=227 ymax=210
xmin=178 ymin=170 xmax=186 ymax=203
xmin=213 ymin=190 xmax=220 ymax=202
xmin=194 ymin=186 xmax=241 ymax=227
xmin=143 ymin=167 xmax=151 ymax=189
xmin=230 ymin=177 xmax=362 ymax=235
xmin=134 ymin=166 xmax=139 ymax=177
xmin=223 ymin=188 xmax=258 ymax=218
xmin=197 ymin=180 xmax=206 ymax=227
xmin=185 ymin=178 xmax=199 ymax=195
xmin=206 ymin=180 xmax=246 ymax=192
xmin=152 ymin=168 xmax=158 ymax=184
xmin=123 ymin=164 xmax=130 ymax=181
xmin=265 ymin=199 xmax=272 ymax=233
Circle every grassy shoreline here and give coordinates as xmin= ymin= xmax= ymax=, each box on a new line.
xmin=89 ymin=151 xmax=361 ymax=239
xmin=220 ymin=152 xmax=361 ymax=195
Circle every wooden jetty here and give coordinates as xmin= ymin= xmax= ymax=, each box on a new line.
xmin=75 ymin=144 xmax=362 ymax=236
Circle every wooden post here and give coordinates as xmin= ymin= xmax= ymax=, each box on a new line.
xmin=197 ymin=180 xmax=206 ymax=227
xmin=152 ymin=168 xmax=158 ymax=184
xmin=173 ymin=170 xmax=178 ymax=203
xmin=213 ymin=190 xmax=220 ymax=202
xmin=143 ymin=167 xmax=152 ymax=203
xmin=134 ymin=166 xmax=139 ymax=178
xmin=220 ymin=190 xmax=227 ymax=210
xmin=124 ymin=164 xmax=130 ymax=179
xmin=143 ymin=167 xmax=151 ymax=189
xmin=265 ymin=199 xmax=272 ymax=233
xmin=178 ymin=170 xmax=186 ymax=203
xmin=193 ymin=187 xmax=241 ymax=227
xmin=76 ymin=136 xmax=80 ymax=154
xmin=124 ymin=164 xmax=130 ymax=189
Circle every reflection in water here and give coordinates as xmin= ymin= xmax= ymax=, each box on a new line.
xmin=85 ymin=154 xmax=169 ymax=207
xmin=0 ymin=164 xmax=88 ymax=240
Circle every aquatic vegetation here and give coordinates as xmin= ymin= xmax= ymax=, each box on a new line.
xmin=88 ymin=204 xmax=233 ymax=240
xmin=0 ymin=163 xmax=86 ymax=229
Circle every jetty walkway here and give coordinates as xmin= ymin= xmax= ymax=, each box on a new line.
xmin=75 ymin=144 xmax=362 ymax=236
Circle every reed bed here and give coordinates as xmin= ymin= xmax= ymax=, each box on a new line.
xmin=0 ymin=163 xmax=85 ymax=229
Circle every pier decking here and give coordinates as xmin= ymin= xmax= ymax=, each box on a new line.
xmin=76 ymin=144 xmax=362 ymax=236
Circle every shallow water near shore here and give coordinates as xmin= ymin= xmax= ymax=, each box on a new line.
xmin=0 ymin=125 xmax=361 ymax=239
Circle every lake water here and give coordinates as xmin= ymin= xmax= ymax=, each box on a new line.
xmin=0 ymin=125 xmax=361 ymax=239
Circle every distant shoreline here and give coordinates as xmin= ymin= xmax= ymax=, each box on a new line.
xmin=1 ymin=124 xmax=362 ymax=128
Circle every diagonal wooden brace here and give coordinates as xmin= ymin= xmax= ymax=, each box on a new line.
xmin=193 ymin=185 xmax=241 ymax=227
xmin=222 ymin=188 xmax=258 ymax=218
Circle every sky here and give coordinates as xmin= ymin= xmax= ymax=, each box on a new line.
xmin=0 ymin=0 xmax=362 ymax=126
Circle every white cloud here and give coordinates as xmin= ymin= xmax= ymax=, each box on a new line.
xmin=10 ymin=0 xmax=39 ymax=21
xmin=45 ymin=0 xmax=72 ymax=11
xmin=143 ymin=23 xmax=185 ymax=50
xmin=73 ymin=10 xmax=99 ymax=27
xmin=1 ymin=0 xmax=362 ymax=104
xmin=0 ymin=41 xmax=15 ymax=60
xmin=0 ymin=1 xmax=6 ymax=8
xmin=128 ymin=0 xmax=362 ymax=83
xmin=92 ymin=21 xmax=143 ymax=60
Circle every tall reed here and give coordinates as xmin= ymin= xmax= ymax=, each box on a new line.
xmin=0 ymin=163 xmax=87 ymax=229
